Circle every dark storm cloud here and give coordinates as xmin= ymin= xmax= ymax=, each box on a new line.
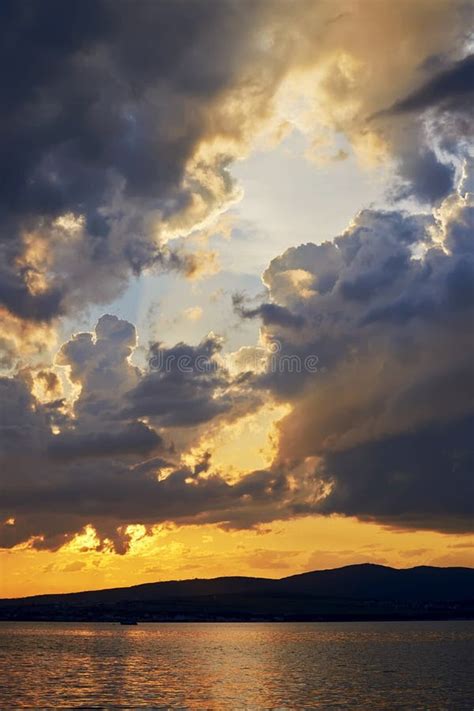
xmin=243 ymin=186 xmax=474 ymax=533
xmin=388 ymin=54 xmax=474 ymax=115
xmin=0 ymin=377 xmax=49 ymax=453
xmin=48 ymin=421 xmax=163 ymax=460
xmin=316 ymin=415 xmax=474 ymax=533
xmin=56 ymin=314 xmax=243 ymax=430
xmin=0 ymin=314 xmax=278 ymax=551
xmin=0 ymin=454 xmax=293 ymax=554
xmin=125 ymin=336 xmax=234 ymax=426
xmin=232 ymin=294 xmax=306 ymax=329
xmin=0 ymin=369 xmax=296 ymax=552
xmin=393 ymin=147 xmax=456 ymax=204
xmin=374 ymin=53 xmax=474 ymax=203
xmin=0 ymin=0 xmax=268 ymax=323
xmin=0 ymin=0 xmax=247 ymax=218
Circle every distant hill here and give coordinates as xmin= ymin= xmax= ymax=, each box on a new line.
xmin=1 ymin=564 xmax=473 ymax=622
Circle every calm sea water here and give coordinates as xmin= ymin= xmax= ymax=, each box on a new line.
xmin=0 ymin=621 xmax=472 ymax=709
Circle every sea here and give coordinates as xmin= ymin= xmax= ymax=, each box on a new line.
xmin=0 ymin=620 xmax=472 ymax=709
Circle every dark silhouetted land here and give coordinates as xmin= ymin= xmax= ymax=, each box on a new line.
xmin=1 ymin=564 xmax=473 ymax=622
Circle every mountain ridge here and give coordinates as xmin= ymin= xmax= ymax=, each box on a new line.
xmin=1 ymin=564 xmax=473 ymax=622
xmin=5 ymin=563 xmax=473 ymax=602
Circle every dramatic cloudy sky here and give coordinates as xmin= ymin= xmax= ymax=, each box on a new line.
xmin=1 ymin=0 xmax=473 ymax=596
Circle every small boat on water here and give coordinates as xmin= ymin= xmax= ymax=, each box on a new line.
xmin=119 ymin=620 xmax=138 ymax=625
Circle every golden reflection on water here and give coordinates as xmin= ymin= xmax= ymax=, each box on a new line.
xmin=0 ymin=621 xmax=473 ymax=709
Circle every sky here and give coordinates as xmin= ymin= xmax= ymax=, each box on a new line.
xmin=0 ymin=0 xmax=473 ymax=597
